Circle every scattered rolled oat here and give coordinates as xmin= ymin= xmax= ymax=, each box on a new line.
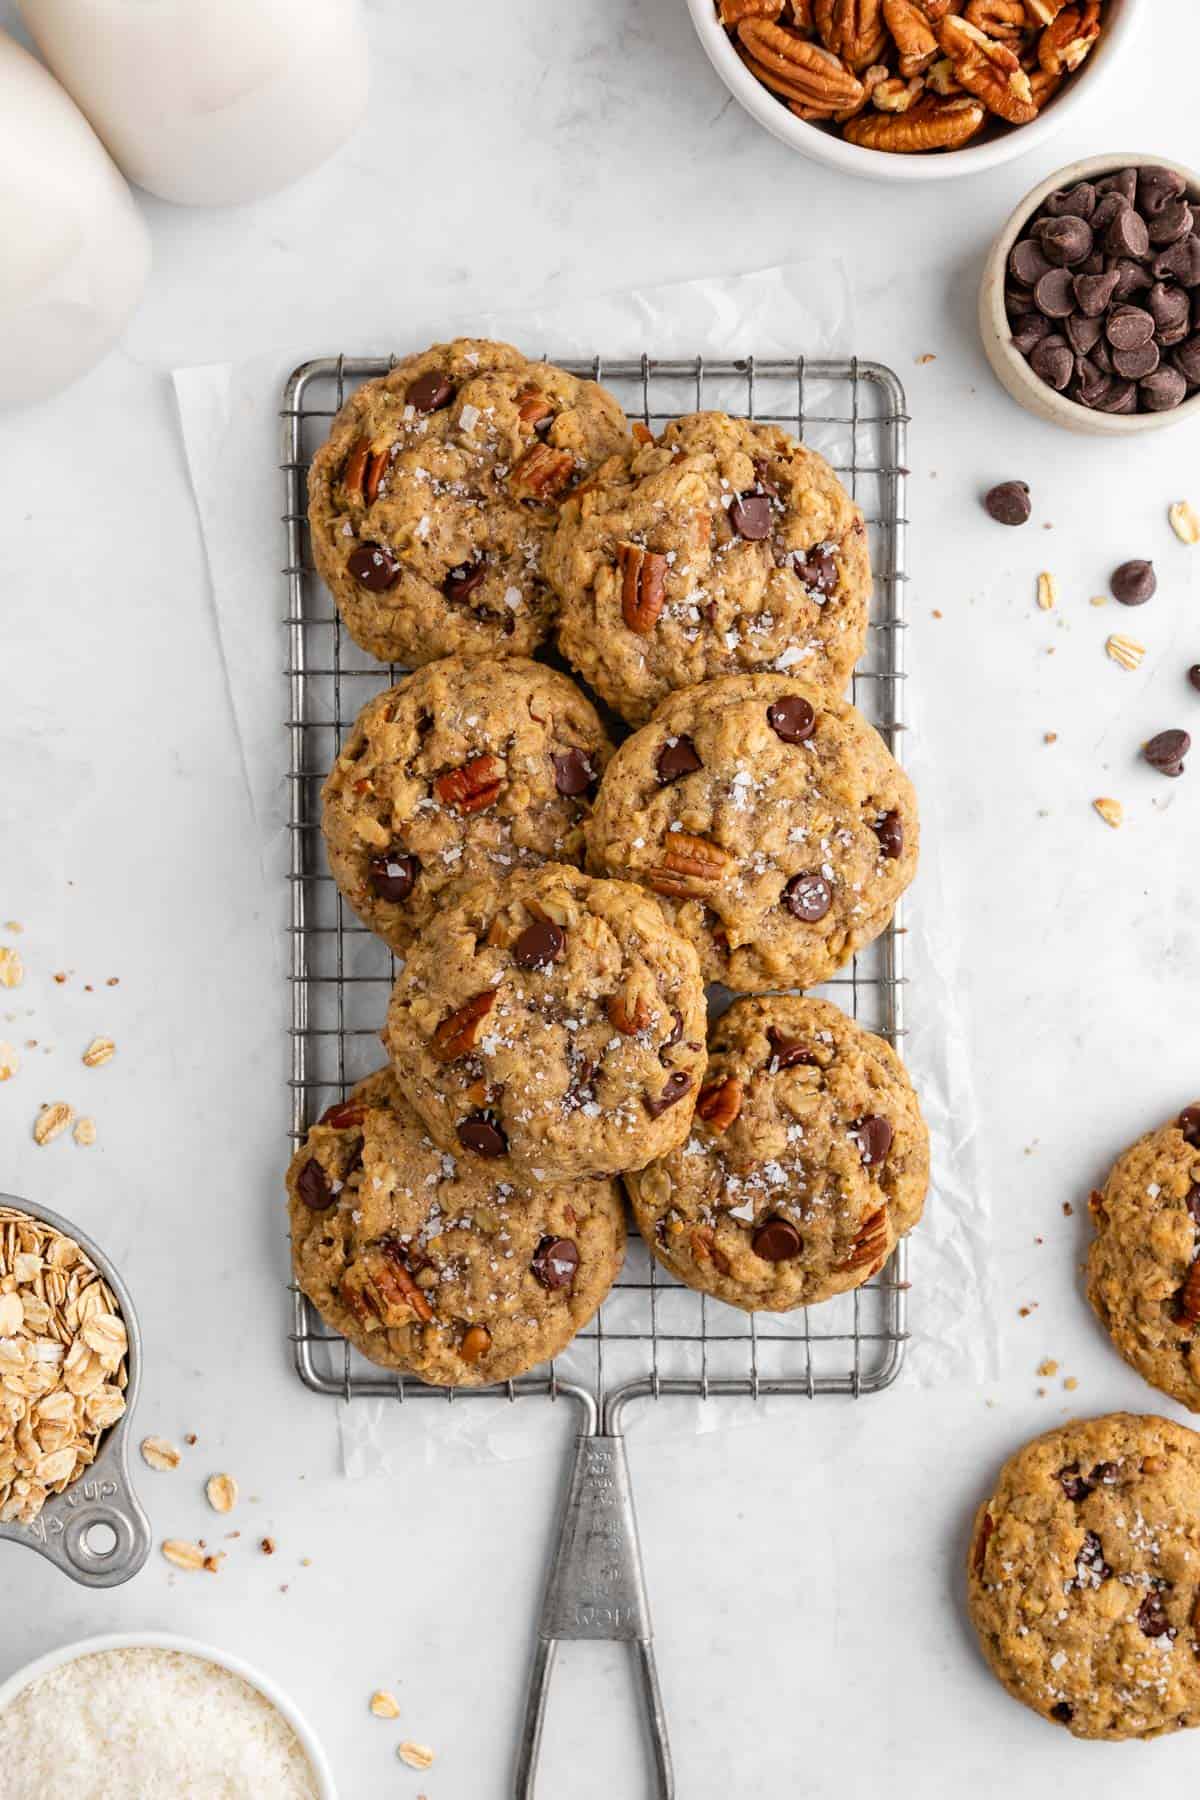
xmin=33 ymin=1102 xmax=73 ymax=1146
xmin=1064 ymin=1376 xmax=1079 ymax=1391
xmin=1105 ymin=634 xmax=1145 ymax=671
xmin=0 ymin=947 xmax=23 ymax=989
xmin=398 ymin=1742 xmax=434 ymax=1771
xmin=370 ymin=1691 xmax=401 ymax=1720
xmin=3 ymin=922 xmax=22 ymax=934
xmin=0 ymin=1042 xmax=17 ymax=1082
xmin=206 ymin=1472 xmax=238 ymax=1514
xmin=73 ymin=1117 xmax=96 ymax=1147
xmin=81 ymin=1036 xmax=115 ymax=1069
xmin=1093 ymin=797 xmax=1123 ymax=829
xmin=1037 ymin=1359 xmax=1059 ymax=1378
xmin=140 ymin=1436 xmax=182 ymax=1473
xmin=1089 ymin=594 xmax=1108 ymax=607
xmin=1036 ymin=572 xmax=1057 ymax=612
xmin=1169 ymin=501 xmax=1199 ymax=546
xmin=161 ymin=1539 xmax=206 ymax=1572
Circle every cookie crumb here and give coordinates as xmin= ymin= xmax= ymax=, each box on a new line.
xmin=916 ymin=353 xmax=937 ymax=365
xmin=931 ymin=608 xmax=943 ymax=619
xmin=1092 ymin=797 xmax=1123 ymax=829
xmin=3 ymin=922 xmax=22 ymax=934
xmin=1043 ymin=731 xmax=1057 ymax=744
xmin=1037 ymin=1359 xmax=1059 ymax=1377
xmin=259 ymin=1537 xmax=276 ymax=1555
xmin=73 ymin=1117 xmax=97 ymax=1147
xmin=1062 ymin=1201 xmax=1074 ymax=1217
xmin=1064 ymin=1376 xmax=1079 ymax=1391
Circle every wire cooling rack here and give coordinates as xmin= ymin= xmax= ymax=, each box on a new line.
xmin=281 ymin=353 xmax=911 ymax=1414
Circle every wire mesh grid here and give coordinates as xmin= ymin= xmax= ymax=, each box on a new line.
xmin=281 ymin=352 xmax=911 ymax=1416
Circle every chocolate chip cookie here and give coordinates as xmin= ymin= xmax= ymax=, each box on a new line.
xmin=307 ymin=339 xmax=629 ymax=666
xmin=968 ymin=1413 xmax=1200 ymax=1740
xmin=625 ymin=995 xmax=927 ymax=1311
xmin=546 ymin=411 xmax=871 ymax=726
xmin=382 ymin=863 xmax=707 ymax=1181
xmin=1086 ymin=1105 xmax=1200 ymax=1410
xmin=322 ymin=656 xmax=613 ymax=954
xmin=585 ymin=673 xmax=917 ymax=992
xmin=287 ymin=1068 xmax=625 ymax=1387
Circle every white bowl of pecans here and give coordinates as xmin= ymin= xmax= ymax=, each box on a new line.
xmin=686 ymin=0 xmax=1139 ymax=181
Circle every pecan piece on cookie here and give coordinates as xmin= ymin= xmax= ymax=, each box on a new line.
xmin=737 ymin=20 xmax=866 ymax=112
xmin=433 ymin=752 xmax=503 ymax=814
xmin=647 ymin=833 xmax=733 ymax=899
xmin=696 ymin=1075 xmax=745 ymax=1133
xmin=341 ymin=438 xmax=390 ymax=506
xmin=838 ymin=1204 xmax=891 ymax=1272
xmin=843 ymin=92 xmax=985 ymax=147
xmin=814 ymin=0 xmax=889 ymax=69
xmin=430 ymin=990 xmax=497 ymax=1062
xmin=509 ymin=441 xmax=575 ymax=502
xmin=618 ymin=542 xmax=668 ymax=634
xmin=882 ymin=0 xmax=938 ymax=75
xmin=936 ymin=14 xmax=1037 ymax=121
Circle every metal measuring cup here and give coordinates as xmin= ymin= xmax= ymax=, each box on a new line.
xmin=0 ymin=1194 xmax=151 ymax=1587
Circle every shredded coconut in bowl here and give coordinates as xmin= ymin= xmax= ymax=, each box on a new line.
xmin=0 ymin=1647 xmax=321 ymax=1799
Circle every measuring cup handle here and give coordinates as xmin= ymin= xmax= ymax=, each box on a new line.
xmin=8 ymin=1425 xmax=152 ymax=1588
xmin=514 ymin=1432 xmax=673 ymax=1800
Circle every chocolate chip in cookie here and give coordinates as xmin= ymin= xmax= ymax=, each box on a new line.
xmin=407 ymin=370 xmax=454 ymax=412
xmin=531 ymin=1236 xmax=579 ymax=1291
xmin=766 ymin=695 xmax=815 ymax=743
xmin=347 ymin=543 xmax=400 ymax=591
xmin=457 ymin=1112 xmax=508 ymax=1158
xmin=513 ymin=920 xmax=566 ymax=970
xmin=369 ymin=849 xmax=419 ymax=904
xmin=752 ymin=1217 xmax=802 ymax=1263
xmin=782 ymin=872 xmax=832 ymax=923
xmin=655 ymin=736 xmax=703 ymax=783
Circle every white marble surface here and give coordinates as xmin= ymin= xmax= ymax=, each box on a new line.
xmin=1 ymin=2 xmax=1198 ymax=1795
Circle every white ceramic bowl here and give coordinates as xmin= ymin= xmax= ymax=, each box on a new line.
xmin=684 ymin=0 xmax=1140 ymax=183
xmin=979 ymin=151 xmax=1200 ymax=436
xmin=0 ymin=1632 xmax=337 ymax=1798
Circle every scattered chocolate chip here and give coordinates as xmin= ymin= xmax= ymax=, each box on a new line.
xmin=1179 ymin=1105 xmax=1200 ymax=1146
xmin=1106 ymin=305 xmax=1156 ymax=352
xmin=457 ymin=1113 xmax=507 ymax=1157
xmin=1050 ymin=1702 xmax=1074 ymax=1725
xmin=645 ymin=1072 xmax=692 ymax=1118
xmin=1010 ymin=239 xmax=1052 ymax=286
xmin=752 ymin=1217 xmax=802 ymax=1262
xmin=1029 ymin=334 xmax=1073 ymax=392
xmin=1033 ymin=267 xmax=1076 ymax=319
xmin=297 ymin=1159 xmax=334 ymax=1210
xmin=873 ymin=810 xmax=903 ymax=859
xmin=1148 ymin=198 xmax=1194 ymax=247
xmin=656 ymin=735 xmax=703 ymax=782
xmin=531 ymin=1236 xmax=579 ymax=1291
xmin=1141 ymin=366 xmax=1189 ymax=411
xmin=1143 ymin=728 xmax=1190 ymax=776
xmin=347 ymin=543 xmax=400 ymax=591
xmin=1105 ymin=205 xmax=1150 ymax=260
xmin=1034 ymin=214 xmax=1093 ymax=268
xmin=730 ymin=492 xmax=772 ymax=540
xmin=782 ymin=872 xmax=832 ymax=923
xmin=443 ymin=560 xmax=486 ymax=603
xmin=1044 ymin=181 xmax=1096 ymax=221
xmin=853 ymin=1115 xmax=893 ymax=1167
xmin=1189 ymin=665 xmax=1200 ymax=695
xmin=984 ymin=480 xmax=1031 ymax=526
xmin=767 ymin=1025 xmax=818 ymax=1069
xmin=513 ymin=920 xmax=565 ymax=969
xmin=1075 ymin=1530 xmax=1111 ymax=1586
xmin=407 ymin=370 xmax=454 ymax=413
xmin=1058 ymin=1464 xmax=1092 ymax=1502
xmin=767 ymin=695 xmax=816 ymax=743
xmin=1137 ymin=1591 xmax=1175 ymax=1639
xmin=790 ymin=546 xmax=838 ymax=595
xmin=1111 ymin=559 xmax=1156 ymax=605
xmin=1073 ymin=268 xmax=1120 ymax=317
xmin=552 ymin=748 xmax=596 ymax=796
xmin=1112 ymin=340 xmax=1160 ymax=381
xmin=369 ymin=849 xmax=418 ymax=904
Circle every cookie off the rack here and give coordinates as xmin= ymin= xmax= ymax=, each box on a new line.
xmin=382 ymin=863 xmax=707 ymax=1182
xmin=287 ymin=1069 xmax=625 ymax=1387
xmin=585 ymin=672 xmax=917 ymax=993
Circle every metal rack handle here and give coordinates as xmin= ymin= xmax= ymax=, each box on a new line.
xmin=515 ymin=1432 xmax=673 ymax=1800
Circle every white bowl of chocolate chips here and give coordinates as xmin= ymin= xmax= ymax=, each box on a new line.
xmin=980 ymin=152 xmax=1200 ymax=435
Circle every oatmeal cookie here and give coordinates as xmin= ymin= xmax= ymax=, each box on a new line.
xmin=626 ymin=995 xmax=927 ymax=1310
xmin=585 ymin=673 xmax=917 ymax=992
xmin=307 ymin=338 xmax=629 ymax=665
xmin=382 ymin=863 xmax=707 ymax=1181
xmin=287 ymin=1068 xmax=625 ymax=1387
xmin=546 ymin=411 xmax=871 ymax=725
xmin=1087 ymin=1104 xmax=1200 ymax=1410
xmin=322 ymin=656 xmax=613 ymax=953
xmin=967 ymin=1413 xmax=1200 ymax=1740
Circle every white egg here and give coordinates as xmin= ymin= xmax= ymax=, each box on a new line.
xmin=0 ymin=32 xmax=150 ymax=412
xmin=19 ymin=0 xmax=370 ymax=207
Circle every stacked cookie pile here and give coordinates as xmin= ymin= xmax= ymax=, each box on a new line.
xmin=287 ymin=337 xmax=929 ymax=1389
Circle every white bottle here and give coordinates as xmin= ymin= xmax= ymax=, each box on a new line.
xmin=0 ymin=31 xmax=150 ymax=412
xmin=19 ymin=0 xmax=370 ymax=208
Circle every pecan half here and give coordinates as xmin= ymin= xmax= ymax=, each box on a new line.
xmin=839 ymin=1204 xmax=891 ymax=1271
xmin=719 ymin=0 xmax=784 ymax=18
xmin=737 ymin=20 xmax=866 ymax=111
xmin=607 ymin=974 xmax=655 ymax=1037
xmin=431 ymin=990 xmax=497 ymax=1062
xmin=965 ymin=0 xmax=1026 ymax=37
xmin=814 ymin=0 xmax=889 ymax=69
xmin=618 ymin=543 xmax=668 ymax=634
xmin=843 ymin=92 xmax=984 ymax=146
xmin=372 ymin=1241 xmax=435 ymax=1324
xmin=1177 ymin=1259 xmax=1200 ymax=1328
xmin=937 ymin=14 xmax=1036 ymax=120
xmin=515 ymin=387 xmax=556 ymax=431
xmin=1024 ymin=0 xmax=1067 ymax=21
xmin=1037 ymin=1 xmax=1099 ymax=74
xmin=340 ymin=1242 xmax=434 ymax=1328
xmin=882 ymin=0 xmax=939 ymax=74
xmin=789 ymin=0 xmax=816 ymax=26
xmin=690 ymin=1225 xmax=733 ymax=1276
xmin=509 ymin=442 xmax=575 ymax=501
xmin=696 ymin=1075 xmax=744 ymax=1133
xmin=434 ymin=752 xmax=503 ymax=813
xmin=342 ymin=437 xmax=389 ymax=505
xmin=647 ymin=833 xmax=733 ymax=899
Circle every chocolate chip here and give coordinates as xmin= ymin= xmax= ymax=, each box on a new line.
xmin=1111 ymin=559 xmax=1156 ymax=605
xmin=853 ymin=1115 xmax=893 ymax=1167
xmin=531 ymin=1236 xmax=579 ymax=1291
xmin=513 ymin=920 xmax=565 ymax=969
xmin=1058 ymin=1464 xmax=1093 ymax=1502
xmin=1179 ymin=1106 xmax=1200 ymax=1146
xmin=297 ymin=1158 xmax=334 ymax=1210
xmin=730 ymin=492 xmax=772 ymax=540
xmin=1044 ymin=181 xmax=1096 ymax=221
xmin=1009 ymin=238 xmax=1052 ymax=286
xmin=1105 ymin=206 xmax=1150 ymax=260
xmin=1189 ymin=665 xmax=1200 ymax=695
xmin=1028 ymin=334 xmax=1073 ymax=391
xmin=767 ymin=695 xmax=816 ymax=743
xmin=1034 ymin=214 xmax=1093 ymax=268
xmin=1174 ymin=335 xmax=1200 ymax=385
xmin=407 ymin=370 xmax=454 ymax=412
xmin=1096 ymin=168 xmax=1137 ymax=204
xmin=1109 ymin=254 xmax=1153 ymax=300
xmin=369 ymin=849 xmax=418 ymax=903
xmin=791 ymin=546 xmax=838 ymax=595
xmin=656 ymin=735 xmax=703 ymax=782
xmin=1141 ymin=366 xmax=1189 ymax=411
xmin=1075 ymin=1530 xmax=1111 ymax=1586
xmin=645 ymin=1071 xmax=692 ymax=1118
xmin=1089 ymin=1460 xmax=1119 ymax=1485
xmin=874 ymin=810 xmax=903 ymax=859
xmin=1073 ymin=268 xmax=1120 ymax=316
xmin=1094 ymin=378 xmax=1139 ymax=414
xmin=1050 ymin=1702 xmax=1074 ymax=1725
xmin=1138 ymin=165 xmax=1186 ymax=215
xmin=1091 ymin=335 xmax=1114 ymax=374
xmin=1154 ymin=236 xmax=1200 ymax=287
xmin=1112 ymin=340 xmax=1160 ymax=380
xmin=751 ymin=1217 xmax=802 ymax=1262
xmin=347 ymin=543 xmax=401 ymax=591
xmin=1148 ymin=199 xmax=1194 ymax=247
xmin=1011 ymin=314 xmax=1052 ymax=356
xmin=443 ymin=560 xmax=486 ymax=602
xmin=552 ymin=749 xmax=596 ymax=797
xmin=1137 ymin=1591 xmax=1175 ymax=1639
xmin=1033 ymin=267 xmax=1076 ymax=319
xmin=1107 ymin=305 xmax=1156 ymax=351
xmin=983 ymin=480 xmax=1031 ymax=526
xmin=1090 ymin=191 xmax=1131 ymax=234
xmin=457 ymin=1112 xmax=507 ymax=1157
xmin=1147 ymin=281 xmax=1191 ymax=344
xmin=1143 ymin=728 xmax=1190 ymax=776
xmin=1072 ymin=358 xmax=1112 ymax=410
xmin=782 ymin=872 xmax=831 ymax=923
xmin=767 ymin=1025 xmax=818 ymax=1070
xmin=1077 ymin=252 xmax=1105 ymax=276
xmin=1005 ymin=281 xmax=1036 ymax=316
